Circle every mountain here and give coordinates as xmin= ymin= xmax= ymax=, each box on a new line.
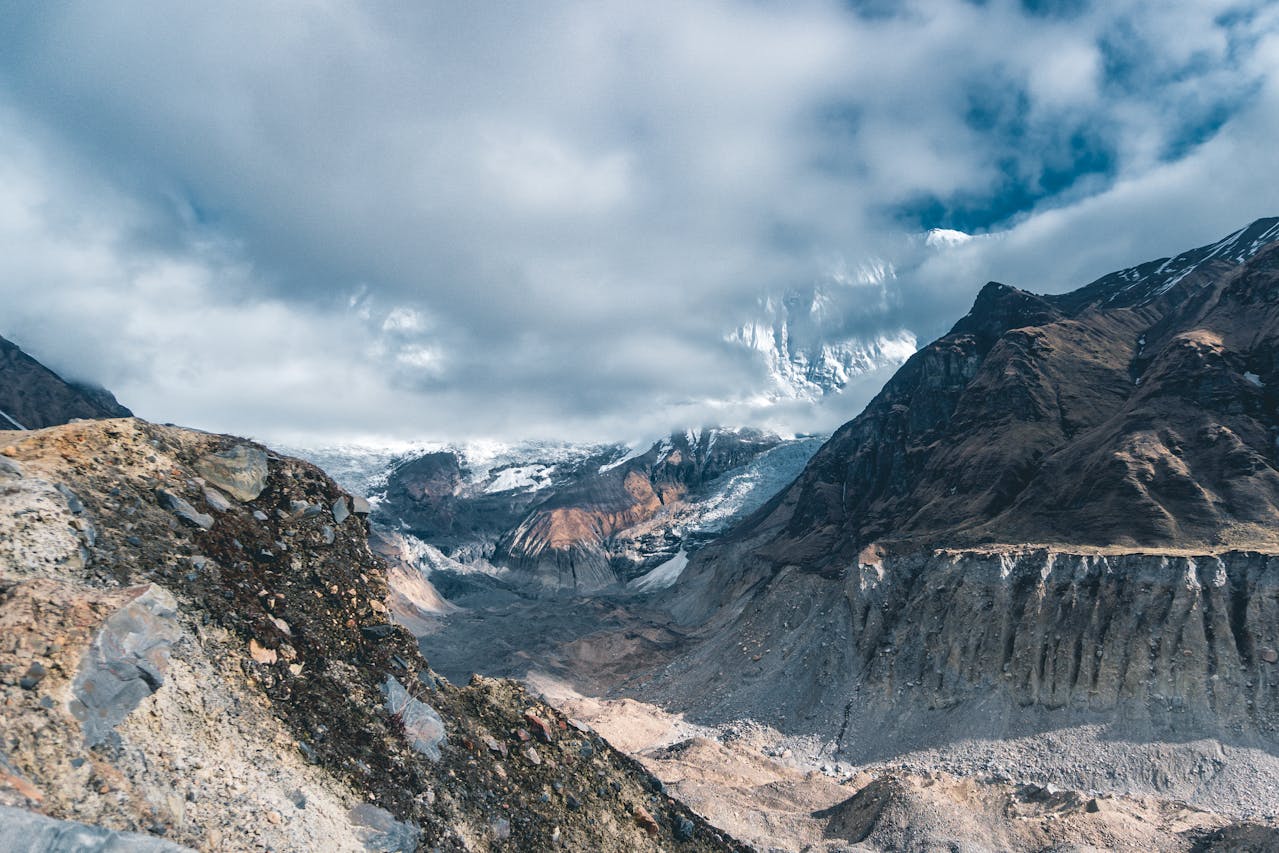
xmin=366 ymin=428 xmax=822 ymax=594
xmin=0 ymin=334 xmax=131 ymax=429
xmin=642 ymin=218 xmax=1279 ymax=819
xmin=723 ymin=215 xmax=1279 ymax=568
xmin=726 ymin=277 xmax=916 ymax=401
xmin=0 ymin=417 xmax=743 ymax=852
xmin=724 ymin=229 xmax=997 ymax=401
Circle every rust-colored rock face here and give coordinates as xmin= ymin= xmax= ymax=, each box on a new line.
xmin=493 ymin=429 xmax=780 ymax=592
xmin=728 ymin=218 xmax=1279 ymax=570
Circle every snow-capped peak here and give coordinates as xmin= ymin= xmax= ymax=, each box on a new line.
xmin=924 ymin=228 xmax=974 ymax=249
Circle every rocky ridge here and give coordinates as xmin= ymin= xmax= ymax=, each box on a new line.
xmin=0 ymin=418 xmax=745 ymax=852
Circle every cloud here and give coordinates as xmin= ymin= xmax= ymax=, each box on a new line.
xmin=0 ymin=1 xmax=1276 ymax=444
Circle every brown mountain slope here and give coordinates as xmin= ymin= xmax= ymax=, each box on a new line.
xmin=0 ymin=334 xmax=131 ymax=430
xmin=728 ymin=218 xmax=1279 ymax=571
xmin=0 ymin=418 xmax=743 ymax=851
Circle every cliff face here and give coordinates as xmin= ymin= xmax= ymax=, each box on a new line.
xmin=651 ymin=547 xmax=1279 ymax=815
xmin=0 ymin=334 xmax=131 ymax=430
xmin=0 ymin=419 xmax=743 ymax=852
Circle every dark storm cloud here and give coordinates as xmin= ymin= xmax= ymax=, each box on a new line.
xmin=0 ymin=1 xmax=1276 ymax=443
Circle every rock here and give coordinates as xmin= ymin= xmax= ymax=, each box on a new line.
xmin=202 ymin=486 xmax=232 ymax=513
xmin=155 ymin=489 xmax=214 ymax=530
xmin=352 ymin=496 xmax=371 ymax=516
xmin=321 ymin=525 xmax=335 ymax=545
xmin=525 ymin=746 xmax=542 ymax=766
xmin=332 ymin=496 xmax=350 ymax=525
xmin=249 ymin=640 xmax=278 ymax=665
xmin=194 ymin=445 xmax=268 ymax=502
xmin=18 ymin=662 xmax=46 ymax=691
xmin=68 ymin=586 xmax=181 ymax=747
xmin=634 ymin=804 xmax=660 ymax=836
xmin=524 ymin=710 xmax=554 ymax=743
xmin=491 ymin=818 xmax=511 ymax=840
xmin=674 ymin=815 xmax=695 ymax=840
xmin=381 ymin=677 xmax=445 ymax=761
xmin=483 ymin=734 xmax=507 ymax=757
xmin=252 ymin=510 xmax=269 ymax=522
xmin=0 ymin=804 xmax=191 ymax=852
xmin=0 ymin=456 xmax=22 ymax=480
xmin=1263 ymin=648 xmax=1278 ymax=664
xmin=360 ymin=624 xmax=396 ymax=641
xmin=348 ymin=803 xmax=421 ymax=853
xmin=54 ymin=484 xmax=83 ymax=514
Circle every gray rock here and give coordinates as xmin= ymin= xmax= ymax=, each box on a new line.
xmin=54 ymin=484 xmax=84 ymax=515
xmin=201 ymin=486 xmax=232 ymax=513
xmin=289 ymin=500 xmax=321 ymax=520
xmin=352 ymin=496 xmax=371 ymax=516
xmin=347 ymin=804 xmax=421 ymax=853
xmin=194 ymin=445 xmax=268 ymax=502
xmin=252 ymin=510 xmax=269 ymax=522
xmin=155 ymin=489 xmax=213 ymax=530
xmin=0 ymin=805 xmax=192 ymax=852
xmin=68 ymin=586 xmax=181 ymax=746
xmin=321 ymin=525 xmax=335 ymax=545
xmin=19 ymin=662 xmax=46 ymax=691
xmin=0 ymin=456 xmax=23 ymax=480
xmin=381 ymin=676 xmax=445 ymax=761
xmin=332 ymin=496 xmax=350 ymax=525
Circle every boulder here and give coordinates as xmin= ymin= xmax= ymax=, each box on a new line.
xmin=155 ymin=489 xmax=213 ymax=530
xmin=68 ymin=586 xmax=181 ymax=746
xmin=201 ymin=486 xmax=232 ymax=513
xmin=381 ymin=677 xmax=445 ymax=761
xmin=0 ymin=805 xmax=191 ymax=852
xmin=332 ymin=496 xmax=350 ymax=525
xmin=347 ymin=803 xmax=421 ymax=853
xmin=194 ymin=445 xmax=268 ymax=502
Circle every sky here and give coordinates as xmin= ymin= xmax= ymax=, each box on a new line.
xmin=1 ymin=0 xmax=1278 ymax=446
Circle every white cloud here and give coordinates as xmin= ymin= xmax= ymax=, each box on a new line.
xmin=0 ymin=1 xmax=1275 ymax=444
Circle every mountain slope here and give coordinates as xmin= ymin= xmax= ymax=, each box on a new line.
xmin=0 ymin=334 xmax=131 ymax=430
xmin=639 ymin=219 xmax=1279 ymax=820
xmin=722 ymin=216 xmax=1279 ymax=573
xmin=0 ymin=418 xmax=744 ymax=852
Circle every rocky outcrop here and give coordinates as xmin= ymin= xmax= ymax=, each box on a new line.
xmin=0 ymin=418 xmax=745 ymax=852
xmin=193 ymin=444 xmax=269 ymax=502
xmin=0 ymin=334 xmax=131 ymax=430
xmin=68 ymin=585 xmax=181 ymax=747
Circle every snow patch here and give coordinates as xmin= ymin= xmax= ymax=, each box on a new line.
xmin=1245 ymin=371 xmax=1264 ymax=388
xmin=0 ymin=408 xmax=27 ymax=430
xmin=629 ymin=550 xmax=688 ymax=592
